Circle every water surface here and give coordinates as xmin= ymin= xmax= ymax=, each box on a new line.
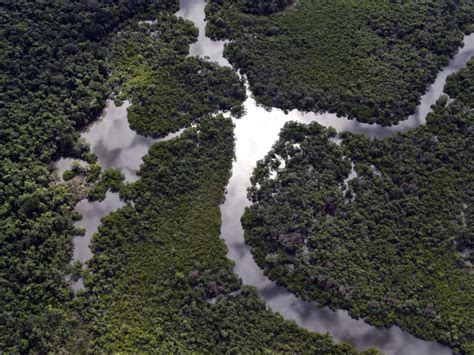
xmin=176 ymin=0 xmax=230 ymax=67
xmin=53 ymin=1 xmax=473 ymax=351
xmin=82 ymin=100 xmax=155 ymax=183
xmin=220 ymin=94 xmax=452 ymax=355
xmin=57 ymin=101 xmax=163 ymax=289
xmin=56 ymin=100 xmax=186 ymax=288
xmin=177 ymin=0 xmax=474 ymax=353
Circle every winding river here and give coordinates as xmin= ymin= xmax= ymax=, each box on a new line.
xmin=57 ymin=0 xmax=474 ymax=353
xmin=178 ymin=1 xmax=474 ymax=354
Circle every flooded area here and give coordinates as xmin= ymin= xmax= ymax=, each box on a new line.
xmin=56 ymin=99 xmax=184 ymax=290
xmin=57 ymin=101 xmax=162 ymax=289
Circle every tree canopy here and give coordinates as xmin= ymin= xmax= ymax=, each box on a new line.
xmin=242 ymin=61 xmax=474 ymax=353
xmin=0 ymin=1 xmax=363 ymax=352
xmin=206 ymin=0 xmax=473 ymax=125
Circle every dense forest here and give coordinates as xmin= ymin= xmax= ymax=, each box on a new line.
xmin=77 ymin=115 xmax=361 ymax=353
xmin=236 ymin=0 xmax=294 ymax=15
xmin=3 ymin=0 xmax=473 ymax=352
xmin=0 ymin=1 xmax=363 ymax=352
xmin=74 ymin=12 xmax=358 ymax=352
xmin=0 ymin=1 xmax=180 ymax=351
xmin=206 ymin=0 xmax=474 ymax=125
xmin=242 ymin=62 xmax=474 ymax=353
xmin=108 ymin=16 xmax=245 ymax=138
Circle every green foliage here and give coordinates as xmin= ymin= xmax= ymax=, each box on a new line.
xmin=206 ymin=0 xmax=473 ymax=125
xmin=108 ymin=16 xmax=246 ymax=137
xmin=79 ymin=115 xmax=356 ymax=353
xmin=69 ymin=260 xmax=84 ymax=282
xmin=85 ymin=163 xmax=102 ymax=183
xmin=63 ymin=169 xmax=76 ymax=181
xmin=1 ymin=1 xmax=358 ymax=352
xmin=0 ymin=1 xmax=179 ymax=351
xmin=87 ymin=169 xmax=125 ymax=202
xmin=445 ymin=59 xmax=474 ymax=108
xmin=237 ymin=0 xmax=294 ymax=15
xmin=243 ymin=65 xmax=474 ymax=352
xmin=73 ymin=12 xmax=357 ymax=353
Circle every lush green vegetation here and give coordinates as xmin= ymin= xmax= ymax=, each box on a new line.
xmin=109 ymin=16 xmax=245 ymax=138
xmin=73 ymin=13 xmax=359 ymax=353
xmin=242 ymin=63 xmax=474 ymax=352
xmin=0 ymin=1 xmax=180 ymax=351
xmin=1 ymin=1 xmax=364 ymax=352
xmin=237 ymin=0 xmax=294 ymax=15
xmin=78 ymin=114 xmax=362 ymax=353
xmin=445 ymin=59 xmax=474 ymax=108
xmin=5 ymin=0 xmax=471 ymax=351
xmin=206 ymin=0 xmax=473 ymax=125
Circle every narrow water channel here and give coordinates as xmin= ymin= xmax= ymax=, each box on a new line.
xmin=177 ymin=0 xmax=474 ymax=354
xmin=55 ymin=0 xmax=474 ymax=352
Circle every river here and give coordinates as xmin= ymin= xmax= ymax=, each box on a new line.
xmin=178 ymin=0 xmax=473 ymax=354
xmin=57 ymin=0 xmax=474 ymax=352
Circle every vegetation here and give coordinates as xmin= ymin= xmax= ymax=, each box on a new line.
xmin=5 ymin=0 xmax=471 ymax=351
xmin=73 ymin=12 xmax=357 ymax=353
xmin=87 ymin=169 xmax=126 ymax=202
xmin=78 ymin=115 xmax=361 ymax=353
xmin=0 ymin=1 xmax=180 ymax=351
xmin=108 ymin=16 xmax=246 ymax=138
xmin=206 ymin=0 xmax=473 ymax=125
xmin=242 ymin=63 xmax=474 ymax=352
xmin=445 ymin=59 xmax=474 ymax=108
xmin=237 ymin=0 xmax=294 ymax=15
xmin=1 ymin=1 xmax=362 ymax=352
